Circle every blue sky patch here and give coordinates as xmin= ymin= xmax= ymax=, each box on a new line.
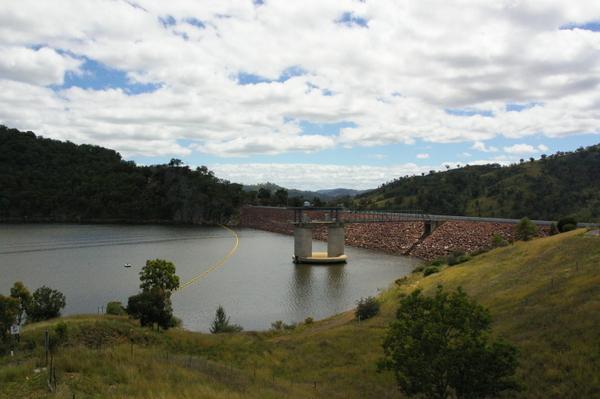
xmin=336 ymin=12 xmax=369 ymax=28
xmin=184 ymin=18 xmax=205 ymax=29
xmin=159 ymin=15 xmax=177 ymax=28
xmin=560 ymin=21 xmax=600 ymax=31
xmin=54 ymin=58 xmax=160 ymax=94
xmin=298 ymin=120 xmax=357 ymax=136
xmin=237 ymin=66 xmax=307 ymax=85
xmin=445 ymin=108 xmax=494 ymax=117
xmin=237 ymin=72 xmax=272 ymax=85
xmin=506 ymin=102 xmax=544 ymax=112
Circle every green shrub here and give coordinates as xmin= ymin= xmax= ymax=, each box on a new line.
xmin=469 ymin=248 xmax=489 ymax=257
xmin=562 ymin=223 xmax=576 ymax=232
xmin=304 ymin=317 xmax=314 ymax=325
xmin=106 ymin=301 xmax=126 ymax=316
xmin=394 ymin=276 xmax=408 ymax=285
xmin=549 ymin=222 xmax=559 ymax=236
xmin=54 ymin=321 xmax=68 ymax=341
xmin=452 ymin=248 xmax=466 ymax=257
xmin=271 ymin=320 xmax=283 ymax=330
xmin=412 ymin=265 xmax=426 ymax=274
xmin=557 ymin=216 xmax=578 ymax=232
xmin=515 ymin=217 xmax=538 ymax=241
xmin=423 ymin=266 xmax=440 ymax=276
xmin=429 ymin=258 xmax=446 ymax=267
xmin=355 ymin=296 xmax=381 ymax=320
xmin=492 ymin=234 xmax=508 ymax=247
xmin=270 ymin=320 xmax=297 ymax=330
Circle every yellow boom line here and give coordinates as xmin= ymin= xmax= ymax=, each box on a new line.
xmin=173 ymin=224 xmax=239 ymax=293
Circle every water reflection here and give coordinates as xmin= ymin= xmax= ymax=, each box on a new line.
xmin=0 ymin=224 xmax=423 ymax=332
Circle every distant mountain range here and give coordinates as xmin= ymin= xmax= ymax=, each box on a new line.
xmin=242 ymin=183 xmax=370 ymax=200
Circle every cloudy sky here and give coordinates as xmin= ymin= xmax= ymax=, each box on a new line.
xmin=1 ymin=0 xmax=599 ymax=190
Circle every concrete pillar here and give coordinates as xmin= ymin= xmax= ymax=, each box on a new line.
xmin=294 ymin=226 xmax=313 ymax=258
xmin=424 ymin=220 xmax=445 ymax=235
xmin=327 ymin=225 xmax=345 ymax=257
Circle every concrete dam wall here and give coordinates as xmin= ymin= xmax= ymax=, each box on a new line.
xmin=235 ymin=206 xmax=550 ymax=261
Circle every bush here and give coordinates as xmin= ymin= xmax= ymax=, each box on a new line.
xmin=106 ymin=301 xmax=126 ymax=316
xmin=452 ymin=248 xmax=466 ymax=257
xmin=429 ymin=258 xmax=446 ymax=267
xmin=54 ymin=321 xmax=68 ymax=341
xmin=270 ymin=320 xmax=296 ymax=330
xmin=492 ymin=234 xmax=508 ymax=247
xmin=271 ymin=320 xmax=283 ymax=330
xmin=304 ymin=317 xmax=314 ymax=325
xmin=515 ymin=217 xmax=538 ymax=241
xmin=423 ymin=266 xmax=440 ymax=276
xmin=210 ymin=305 xmax=243 ymax=333
xmin=469 ymin=248 xmax=489 ymax=257
xmin=355 ymin=296 xmax=381 ymax=320
xmin=412 ymin=265 xmax=426 ymax=274
xmin=557 ymin=216 xmax=578 ymax=232
xmin=562 ymin=223 xmax=576 ymax=232
xmin=549 ymin=222 xmax=559 ymax=236
xmin=448 ymin=255 xmax=472 ymax=266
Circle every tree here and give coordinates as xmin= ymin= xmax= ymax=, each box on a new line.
xmin=379 ymin=286 xmax=521 ymax=399
xmin=127 ymin=259 xmax=180 ymax=330
xmin=106 ymin=301 xmax=126 ymax=316
xmin=127 ymin=290 xmax=174 ymax=330
xmin=210 ymin=305 xmax=243 ymax=333
xmin=0 ymin=295 xmax=19 ymax=343
xmin=27 ymin=286 xmax=66 ymax=322
xmin=355 ymin=296 xmax=381 ymax=320
xmin=9 ymin=281 xmax=31 ymax=325
xmin=515 ymin=217 xmax=538 ymax=241
xmin=139 ymin=259 xmax=180 ymax=294
xmin=557 ymin=216 xmax=578 ymax=232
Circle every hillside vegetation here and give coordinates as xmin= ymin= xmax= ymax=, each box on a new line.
xmin=0 ymin=126 xmax=245 ymax=223
xmin=356 ymin=146 xmax=600 ymax=222
xmin=2 ymin=229 xmax=599 ymax=398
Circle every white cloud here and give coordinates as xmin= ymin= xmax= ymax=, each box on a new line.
xmin=367 ymin=154 xmax=387 ymax=159
xmin=0 ymin=0 xmax=599 ymax=175
xmin=538 ymin=144 xmax=549 ymax=152
xmin=503 ymin=144 xmax=537 ymax=155
xmin=416 ymin=153 xmax=429 ymax=159
xmin=0 ymin=46 xmax=81 ymax=86
xmin=471 ymin=141 xmax=499 ymax=152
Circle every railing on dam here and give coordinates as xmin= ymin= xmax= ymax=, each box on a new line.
xmin=288 ymin=207 xmax=431 ymax=224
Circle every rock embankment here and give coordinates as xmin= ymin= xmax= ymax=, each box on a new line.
xmin=236 ymin=206 xmax=548 ymax=260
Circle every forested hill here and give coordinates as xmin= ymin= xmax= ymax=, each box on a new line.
xmin=0 ymin=126 xmax=245 ymax=223
xmin=355 ymin=145 xmax=600 ymax=222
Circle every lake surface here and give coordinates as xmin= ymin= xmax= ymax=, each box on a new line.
xmin=0 ymin=224 xmax=423 ymax=332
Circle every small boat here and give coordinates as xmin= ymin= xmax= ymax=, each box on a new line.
xmin=124 ymin=263 xmax=131 ymax=268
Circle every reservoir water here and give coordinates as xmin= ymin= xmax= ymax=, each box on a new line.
xmin=0 ymin=224 xmax=423 ymax=332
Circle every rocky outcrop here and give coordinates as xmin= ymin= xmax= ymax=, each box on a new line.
xmin=236 ymin=206 xmax=549 ymax=260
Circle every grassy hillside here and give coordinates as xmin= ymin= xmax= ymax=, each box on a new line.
xmin=2 ymin=229 xmax=599 ymax=398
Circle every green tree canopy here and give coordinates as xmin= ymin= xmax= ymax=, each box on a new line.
xmin=139 ymin=259 xmax=180 ymax=294
xmin=515 ymin=217 xmax=538 ymax=241
xmin=0 ymin=295 xmax=19 ymax=344
xmin=27 ymin=286 xmax=66 ymax=323
xmin=127 ymin=290 xmax=174 ymax=330
xmin=128 ymin=259 xmax=180 ymax=330
xmin=9 ymin=281 xmax=31 ymax=325
xmin=379 ymin=285 xmax=521 ymax=399
xmin=106 ymin=301 xmax=126 ymax=316
xmin=210 ymin=305 xmax=243 ymax=333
